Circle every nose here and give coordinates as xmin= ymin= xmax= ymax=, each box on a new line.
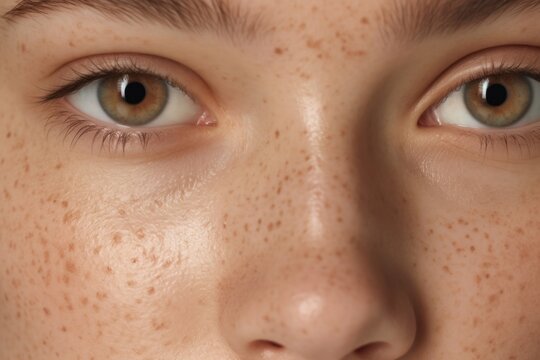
xmin=220 ymin=245 xmax=416 ymax=360
xmin=218 ymin=90 xmax=417 ymax=359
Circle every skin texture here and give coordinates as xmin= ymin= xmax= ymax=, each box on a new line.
xmin=1 ymin=0 xmax=540 ymax=359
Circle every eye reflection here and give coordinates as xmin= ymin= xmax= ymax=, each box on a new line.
xmin=464 ymin=74 xmax=532 ymax=128
xmin=98 ymin=74 xmax=169 ymax=126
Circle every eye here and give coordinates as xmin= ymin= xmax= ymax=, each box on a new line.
xmin=431 ymin=74 xmax=540 ymax=129
xmin=68 ymin=73 xmax=202 ymax=127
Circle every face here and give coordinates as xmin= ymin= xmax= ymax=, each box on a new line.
xmin=1 ymin=0 xmax=540 ymax=359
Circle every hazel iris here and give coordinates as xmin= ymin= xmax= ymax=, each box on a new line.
xmin=464 ymin=74 xmax=532 ymax=128
xmin=98 ymin=74 xmax=169 ymax=126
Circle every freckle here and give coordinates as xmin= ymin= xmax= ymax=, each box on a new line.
xmin=55 ymin=163 xmax=63 ymax=170
xmin=61 ymin=325 xmax=67 ymax=332
xmin=118 ymin=208 xmax=126 ymax=216
xmin=6 ymin=132 xmax=12 ymax=139
xmin=65 ymin=260 xmax=77 ymax=273
xmin=63 ymin=210 xmax=81 ymax=225
xmin=93 ymin=246 xmax=102 ymax=255
xmin=127 ymin=280 xmax=137 ymax=287
xmin=80 ymin=297 xmax=89 ymax=305
xmin=147 ymin=287 xmax=155 ymax=295
xmin=442 ymin=265 xmax=452 ymax=274
xmin=151 ymin=318 xmax=166 ymax=331
xmin=43 ymin=307 xmax=51 ymax=316
xmin=112 ymin=233 xmax=123 ymax=245
xmin=470 ymin=246 xmax=476 ymax=252
xmin=274 ymin=47 xmax=285 ymax=55
xmin=136 ymin=228 xmax=145 ymax=239
xmin=96 ymin=291 xmax=107 ymax=301
xmin=274 ymin=130 xmax=280 ymax=139
xmin=104 ymin=266 xmax=113 ymax=275
xmin=306 ymin=38 xmax=323 ymax=49
xmin=361 ymin=17 xmax=370 ymax=25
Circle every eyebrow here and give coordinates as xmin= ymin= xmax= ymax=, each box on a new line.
xmin=2 ymin=0 xmax=265 ymax=41
xmin=380 ymin=0 xmax=540 ymax=42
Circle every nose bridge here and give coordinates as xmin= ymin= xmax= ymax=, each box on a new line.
xmin=276 ymin=91 xmax=370 ymax=244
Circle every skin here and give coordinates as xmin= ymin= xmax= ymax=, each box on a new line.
xmin=1 ymin=0 xmax=540 ymax=359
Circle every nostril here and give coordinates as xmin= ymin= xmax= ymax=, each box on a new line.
xmin=250 ymin=340 xmax=285 ymax=352
xmin=354 ymin=342 xmax=389 ymax=357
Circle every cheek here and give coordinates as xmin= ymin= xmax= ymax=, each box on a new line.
xmin=409 ymin=194 xmax=540 ymax=354
xmin=0 ymin=123 xmax=192 ymax=356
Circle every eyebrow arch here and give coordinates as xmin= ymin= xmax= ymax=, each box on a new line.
xmin=2 ymin=0 xmax=266 ymax=41
xmin=380 ymin=0 xmax=540 ymax=42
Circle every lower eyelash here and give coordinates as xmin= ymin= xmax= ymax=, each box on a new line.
xmin=45 ymin=109 xmax=158 ymax=154
xmin=464 ymin=128 xmax=540 ymax=159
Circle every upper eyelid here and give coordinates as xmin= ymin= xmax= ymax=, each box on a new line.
xmin=37 ymin=56 xmax=202 ymax=106
xmin=413 ymin=46 xmax=540 ymax=117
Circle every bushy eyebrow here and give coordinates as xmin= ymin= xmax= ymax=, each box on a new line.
xmin=2 ymin=0 xmax=266 ymax=41
xmin=380 ymin=0 xmax=540 ymax=42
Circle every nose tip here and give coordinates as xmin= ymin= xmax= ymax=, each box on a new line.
xmin=222 ymin=277 xmax=417 ymax=360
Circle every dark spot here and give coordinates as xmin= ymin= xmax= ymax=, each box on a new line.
xmin=65 ymin=260 xmax=77 ymax=274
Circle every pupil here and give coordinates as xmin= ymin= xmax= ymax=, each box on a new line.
xmin=123 ymin=82 xmax=146 ymax=105
xmin=485 ymin=83 xmax=508 ymax=107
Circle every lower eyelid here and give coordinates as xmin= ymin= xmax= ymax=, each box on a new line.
xmin=416 ymin=122 xmax=540 ymax=162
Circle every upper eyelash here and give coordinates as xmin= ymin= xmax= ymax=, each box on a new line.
xmin=38 ymin=57 xmax=189 ymax=154
xmin=427 ymin=57 xmax=540 ymax=113
xmin=37 ymin=57 xmax=193 ymax=104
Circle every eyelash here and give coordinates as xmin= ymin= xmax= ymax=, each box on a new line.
xmin=425 ymin=58 xmax=540 ymax=157
xmin=39 ymin=58 xmax=195 ymax=154
xmin=40 ymin=56 xmax=540 ymax=157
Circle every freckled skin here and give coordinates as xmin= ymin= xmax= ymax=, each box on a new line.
xmin=1 ymin=0 xmax=540 ymax=359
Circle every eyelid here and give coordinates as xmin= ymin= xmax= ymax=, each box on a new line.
xmin=414 ymin=45 xmax=540 ymax=119
xmin=37 ymin=54 xmax=216 ymax=109
xmin=37 ymin=54 xmax=222 ymax=156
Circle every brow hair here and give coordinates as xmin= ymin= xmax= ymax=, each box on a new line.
xmin=379 ymin=0 xmax=540 ymax=42
xmin=2 ymin=0 xmax=266 ymax=41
